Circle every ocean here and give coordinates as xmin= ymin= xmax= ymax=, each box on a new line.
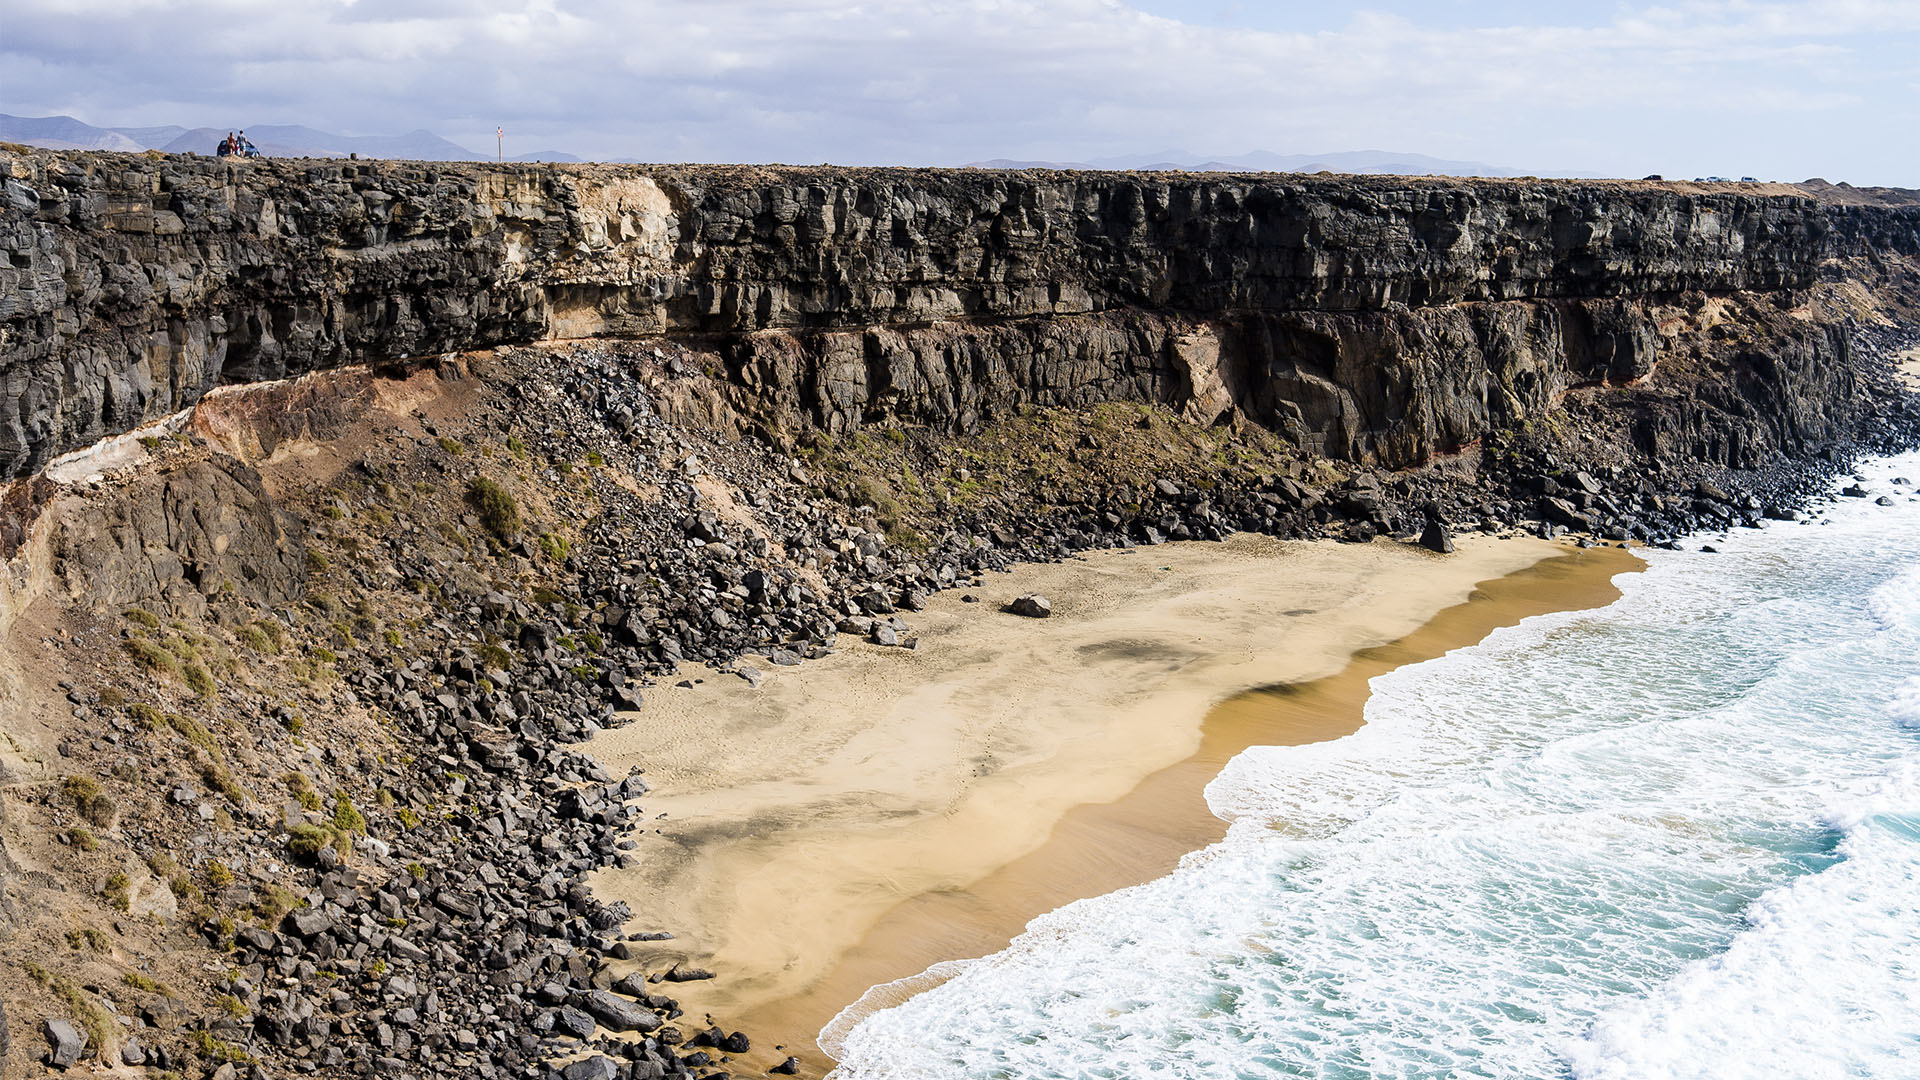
xmin=824 ymin=451 xmax=1920 ymax=1079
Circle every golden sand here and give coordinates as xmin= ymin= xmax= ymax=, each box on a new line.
xmin=584 ymin=534 xmax=1640 ymax=1073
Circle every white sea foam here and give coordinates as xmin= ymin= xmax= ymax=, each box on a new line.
xmin=828 ymin=452 xmax=1920 ymax=1079
xmin=1569 ymin=764 xmax=1920 ymax=1080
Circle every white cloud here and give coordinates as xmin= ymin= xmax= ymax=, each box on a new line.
xmin=0 ymin=0 xmax=1915 ymax=182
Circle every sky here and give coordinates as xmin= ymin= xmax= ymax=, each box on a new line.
xmin=2 ymin=0 xmax=1916 ymax=183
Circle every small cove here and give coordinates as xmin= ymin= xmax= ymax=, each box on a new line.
xmin=584 ymin=536 xmax=1636 ymax=1073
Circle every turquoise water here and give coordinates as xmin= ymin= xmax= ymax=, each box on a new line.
xmin=826 ymin=452 xmax=1920 ymax=1080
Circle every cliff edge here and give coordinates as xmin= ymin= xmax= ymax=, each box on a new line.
xmin=6 ymin=149 xmax=1917 ymax=480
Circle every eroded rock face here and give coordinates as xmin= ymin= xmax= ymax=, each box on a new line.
xmin=1 ymin=149 xmax=1912 ymax=477
xmin=52 ymin=454 xmax=307 ymax=617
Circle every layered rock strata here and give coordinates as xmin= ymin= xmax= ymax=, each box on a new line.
xmin=4 ymin=149 xmax=1910 ymax=479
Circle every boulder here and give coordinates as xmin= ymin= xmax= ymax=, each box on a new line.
xmin=285 ymin=910 xmax=334 ymax=938
xmin=1007 ymin=594 xmax=1052 ymax=618
xmin=553 ymin=1006 xmax=596 ymax=1040
xmin=579 ymin=989 xmax=660 ymax=1033
xmin=1540 ymin=497 xmax=1594 ymax=532
xmin=562 ymin=1055 xmax=620 ymax=1080
xmin=44 ymin=1018 xmax=85 ymax=1068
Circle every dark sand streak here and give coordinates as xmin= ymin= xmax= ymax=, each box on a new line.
xmin=778 ymin=544 xmax=1642 ymax=1071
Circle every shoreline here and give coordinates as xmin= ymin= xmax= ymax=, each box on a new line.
xmin=584 ymin=533 xmax=1640 ymax=1073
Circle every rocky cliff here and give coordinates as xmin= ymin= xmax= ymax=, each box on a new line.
xmin=5 ymin=148 xmax=1920 ymax=1080
xmin=5 ymin=149 xmax=1911 ymax=479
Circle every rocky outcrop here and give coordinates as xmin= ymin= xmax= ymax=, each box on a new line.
xmin=5 ymin=148 xmax=1911 ymax=479
xmin=51 ymin=453 xmax=307 ymax=617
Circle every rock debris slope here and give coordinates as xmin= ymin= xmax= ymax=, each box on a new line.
xmin=0 ymin=148 xmax=1918 ymax=1079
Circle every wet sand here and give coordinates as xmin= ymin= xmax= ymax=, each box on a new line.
xmin=585 ymin=534 xmax=1640 ymax=1073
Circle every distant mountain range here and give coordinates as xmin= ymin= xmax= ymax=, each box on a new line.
xmin=965 ymin=149 xmax=1544 ymax=178
xmin=0 ymin=114 xmax=579 ymax=163
xmin=3 ymin=115 xmax=1549 ymax=178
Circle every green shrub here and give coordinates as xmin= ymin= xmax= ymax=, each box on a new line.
xmin=253 ymin=620 xmax=287 ymax=653
xmin=63 ymin=774 xmax=117 ymax=827
xmin=25 ymin=964 xmax=115 ymax=1056
xmin=331 ymin=791 xmax=365 ymax=834
xmin=128 ymin=638 xmax=179 ymax=676
xmin=166 ymin=713 xmax=216 ymax=753
xmin=190 ymin=1029 xmax=255 ymax=1065
xmin=103 ymin=872 xmax=131 ymax=912
xmin=183 ymin=662 xmax=216 ymax=697
xmin=849 ymin=476 xmax=905 ymax=530
xmin=286 ymin=824 xmax=333 ymax=859
xmin=124 ymin=608 xmax=161 ymax=630
xmin=201 ymin=760 xmax=245 ymax=805
xmin=285 ymin=773 xmax=321 ymax=811
xmin=466 ymin=477 xmax=521 ymax=539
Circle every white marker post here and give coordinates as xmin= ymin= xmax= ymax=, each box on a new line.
xmin=496 ymin=126 xmax=504 ymax=163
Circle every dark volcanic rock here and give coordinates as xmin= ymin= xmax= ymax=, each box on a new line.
xmin=52 ymin=454 xmax=308 ymax=617
xmin=1419 ymin=516 xmax=1456 ymax=555
xmin=1007 ymin=593 xmax=1053 ymax=618
xmin=578 ymin=990 xmax=661 ymax=1033
xmin=4 ymin=149 xmax=1909 ymax=478
xmin=43 ymin=1017 xmax=84 ymax=1069
xmin=561 ymin=1055 xmax=620 ymax=1080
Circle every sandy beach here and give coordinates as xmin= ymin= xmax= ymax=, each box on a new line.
xmin=586 ymin=533 xmax=1639 ymax=1071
